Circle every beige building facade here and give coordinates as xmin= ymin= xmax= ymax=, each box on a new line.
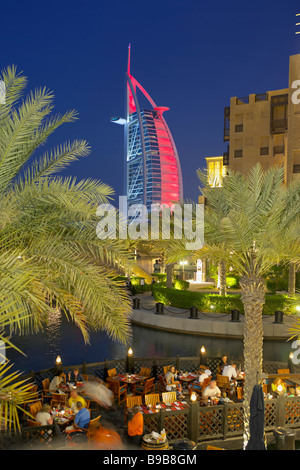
xmin=206 ymin=54 xmax=300 ymax=186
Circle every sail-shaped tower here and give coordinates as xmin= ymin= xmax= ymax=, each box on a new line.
xmin=111 ymin=45 xmax=183 ymax=214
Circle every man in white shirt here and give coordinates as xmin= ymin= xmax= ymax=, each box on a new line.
xmin=202 ymin=380 xmax=221 ymax=400
xmin=222 ymin=362 xmax=237 ymax=381
xmin=199 ymin=369 xmax=211 ymax=383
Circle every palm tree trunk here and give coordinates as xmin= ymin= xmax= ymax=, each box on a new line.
xmin=166 ymin=263 xmax=174 ymax=288
xmin=288 ymin=262 xmax=296 ymax=297
xmin=218 ymin=260 xmax=227 ymax=295
xmin=240 ymin=274 xmax=265 ymax=448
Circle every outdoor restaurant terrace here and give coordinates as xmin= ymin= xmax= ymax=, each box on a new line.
xmin=2 ymin=353 xmax=300 ymax=451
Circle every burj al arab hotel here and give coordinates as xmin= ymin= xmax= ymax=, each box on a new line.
xmin=111 ymin=45 xmax=183 ymax=214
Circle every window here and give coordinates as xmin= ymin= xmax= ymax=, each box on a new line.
xmin=270 ymin=94 xmax=288 ymax=134
xmin=235 ymin=114 xmax=243 ymax=132
xmin=273 ymin=134 xmax=285 ymax=155
xmin=260 ymin=136 xmax=269 ymax=155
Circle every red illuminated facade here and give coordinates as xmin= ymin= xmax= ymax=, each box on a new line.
xmin=111 ymin=45 xmax=183 ymax=211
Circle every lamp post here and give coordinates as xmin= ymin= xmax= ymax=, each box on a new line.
xmin=200 ymin=346 xmax=206 ymax=367
xmin=189 ymin=392 xmax=199 ymax=443
xmin=54 ymin=355 xmax=63 ymax=373
xmin=126 ymin=347 xmax=134 ymax=374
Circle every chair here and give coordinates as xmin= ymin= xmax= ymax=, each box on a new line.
xmin=216 ymin=374 xmax=231 ymax=395
xmin=139 ymin=367 xmax=151 ymax=377
xmin=27 ymin=419 xmax=41 ymax=427
xmin=144 ymin=394 xmax=160 ymax=406
xmin=134 ymin=377 xmax=155 ymax=396
xmin=29 ymin=400 xmax=42 ymax=418
xmin=50 ymin=392 xmax=68 ymax=408
xmin=27 ymin=384 xmax=39 ymax=401
xmin=42 ymin=378 xmax=52 ymax=401
xmin=126 ymin=396 xmax=142 ymax=409
xmin=278 ymin=369 xmax=290 ymax=375
xmin=163 ymin=365 xmax=172 ymax=375
xmin=82 ymin=374 xmax=89 ymax=381
xmin=86 ymin=415 xmax=101 ymax=441
xmin=189 ymin=376 xmax=211 ymax=397
xmin=162 ymin=391 xmax=177 ymax=404
xmin=157 ymin=375 xmax=167 ymax=393
xmin=237 ymin=387 xmax=244 ymax=400
xmin=206 ymin=445 xmax=225 ymax=450
xmin=107 ymin=379 xmax=127 ymax=406
xmin=107 ymin=368 xmax=117 ymax=378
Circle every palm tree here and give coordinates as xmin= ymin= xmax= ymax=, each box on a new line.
xmin=168 ymin=164 xmax=300 ymax=446
xmin=0 ymin=66 xmax=133 ymax=431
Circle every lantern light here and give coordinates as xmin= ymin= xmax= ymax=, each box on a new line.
xmin=55 ymin=355 xmax=62 ymax=365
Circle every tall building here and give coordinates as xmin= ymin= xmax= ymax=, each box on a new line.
xmin=111 ymin=45 xmax=183 ymax=214
xmin=206 ymin=54 xmax=300 ymax=186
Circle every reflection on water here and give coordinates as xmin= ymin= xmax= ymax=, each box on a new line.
xmin=7 ymin=313 xmax=294 ymax=373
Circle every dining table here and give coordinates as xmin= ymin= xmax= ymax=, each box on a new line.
xmin=109 ymin=374 xmax=147 ymax=393
xmin=178 ymin=373 xmax=198 ymax=391
xmin=140 ymin=400 xmax=189 ymax=414
xmin=51 ymin=407 xmax=75 ymax=430
xmin=58 ymin=382 xmax=84 ymax=394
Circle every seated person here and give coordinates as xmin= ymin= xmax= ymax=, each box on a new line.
xmin=271 ymin=378 xmax=286 ymax=396
xmin=127 ymin=404 xmax=144 ymax=447
xmin=73 ymin=402 xmax=91 ymax=430
xmin=202 ymin=380 xmax=221 ymax=403
xmin=68 ymin=390 xmax=87 ymax=411
xmin=222 ymin=361 xmax=237 ymax=382
xmin=218 ymin=355 xmax=228 ymax=373
xmin=165 ymin=365 xmax=184 ymax=399
xmin=188 ymin=368 xmax=211 ymax=393
xmin=35 ymin=403 xmax=53 ymax=426
xmin=68 ymin=368 xmax=84 ymax=383
xmin=49 ymin=371 xmax=66 ymax=392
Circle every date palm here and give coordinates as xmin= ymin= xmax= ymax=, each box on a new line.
xmin=0 ymin=66 xmax=132 ymax=432
xmin=168 ymin=164 xmax=300 ymax=446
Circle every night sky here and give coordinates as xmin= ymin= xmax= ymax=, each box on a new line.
xmin=0 ymin=0 xmax=299 ymax=203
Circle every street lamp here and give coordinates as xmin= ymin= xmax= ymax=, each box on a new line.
xmin=126 ymin=348 xmax=134 ymax=374
xmin=200 ymin=346 xmax=206 ymax=366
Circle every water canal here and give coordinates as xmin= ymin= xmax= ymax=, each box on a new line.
xmin=6 ymin=309 xmax=293 ymax=373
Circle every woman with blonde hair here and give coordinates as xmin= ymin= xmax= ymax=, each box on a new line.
xmin=35 ymin=403 xmax=53 ymax=426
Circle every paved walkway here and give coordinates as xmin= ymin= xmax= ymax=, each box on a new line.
xmin=130 ymin=291 xmax=294 ymax=340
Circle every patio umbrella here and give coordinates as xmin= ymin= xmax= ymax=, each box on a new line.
xmin=245 ymin=384 xmax=266 ymax=450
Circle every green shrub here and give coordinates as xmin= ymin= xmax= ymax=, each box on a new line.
xmin=173 ymin=279 xmax=189 ymax=290
xmin=226 ymin=275 xmax=240 ymax=288
xmin=152 ymin=286 xmax=293 ymax=315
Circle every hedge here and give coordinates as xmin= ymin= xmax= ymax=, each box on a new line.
xmin=152 ymin=286 xmax=294 ymax=315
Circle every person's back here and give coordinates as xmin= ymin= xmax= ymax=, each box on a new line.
xmin=36 ymin=404 xmax=53 ymax=426
xmin=128 ymin=411 xmax=143 ymax=437
xmin=222 ymin=364 xmax=237 ymax=381
xmin=75 ymin=404 xmax=90 ymax=429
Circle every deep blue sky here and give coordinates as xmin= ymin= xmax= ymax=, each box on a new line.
xmin=1 ymin=0 xmax=299 ymax=203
